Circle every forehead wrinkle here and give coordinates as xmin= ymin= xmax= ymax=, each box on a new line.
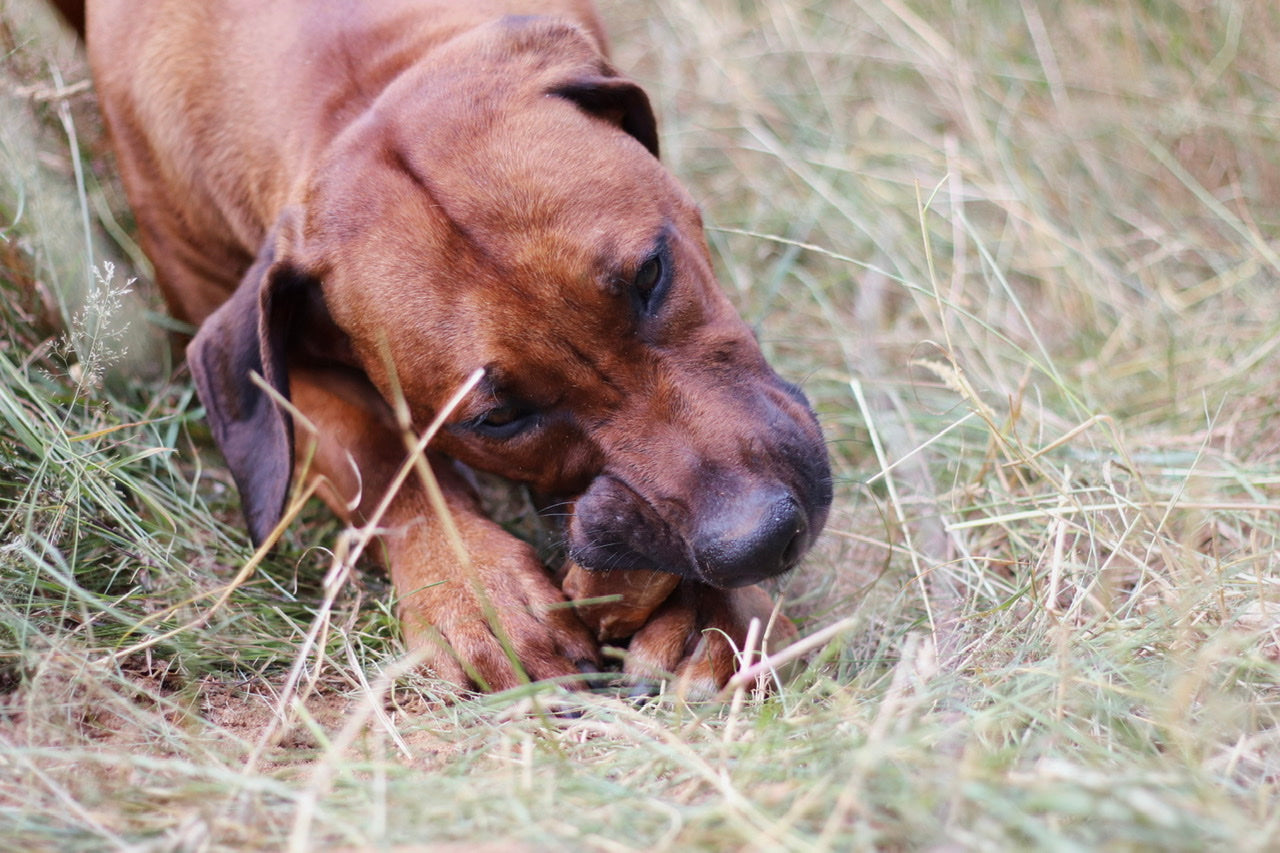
xmin=384 ymin=140 xmax=509 ymax=275
xmin=476 ymin=291 xmax=631 ymax=406
xmin=561 ymin=336 xmax=622 ymax=392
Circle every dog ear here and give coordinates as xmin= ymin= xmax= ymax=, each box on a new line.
xmin=551 ymin=75 xmax=660 ymax=159
xmin=187 ymin=213 xmax=316 ymax=546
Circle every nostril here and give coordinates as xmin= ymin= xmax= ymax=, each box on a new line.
xmin=780 ymin=515 xmax=808 ymax=567
xmin=772 ymin=496 xmax=808 ymax=566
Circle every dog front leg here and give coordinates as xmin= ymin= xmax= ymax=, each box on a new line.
xmin=289 ymin=367 xmax=599 ymax=692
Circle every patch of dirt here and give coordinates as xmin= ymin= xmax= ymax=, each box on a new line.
xmin=0 ymin=649 xmax=460 ymax=778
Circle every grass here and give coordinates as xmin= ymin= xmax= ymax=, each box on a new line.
xmin=3 ymin=0 xmax=1280 ymax=848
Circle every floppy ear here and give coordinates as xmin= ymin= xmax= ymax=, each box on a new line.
xmin=187 ymin=214 xmax=317 ymax=546
xmin=551 ymin=75 xmax=660 ymax=158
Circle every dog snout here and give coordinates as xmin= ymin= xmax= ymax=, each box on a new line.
xmin=566 ymin=372 xmax=833 ymax=588
xmin=694 ymin=489 xmax=809 ymax=588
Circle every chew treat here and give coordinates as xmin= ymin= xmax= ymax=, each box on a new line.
xmin=625 ymin=583 xmax=800 ymax=698
xmin=561 ymin=562 xmax=680 ymax=642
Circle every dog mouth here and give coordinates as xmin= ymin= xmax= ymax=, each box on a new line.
xmin=565 ymin=469 xmax=829 ymax=589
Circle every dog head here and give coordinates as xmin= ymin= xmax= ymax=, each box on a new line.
xmin=189 ymin=17 xmax=831 ymax=588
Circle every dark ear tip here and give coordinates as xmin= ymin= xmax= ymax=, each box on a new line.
xmin=246 ymin=510 xmax=278 ymax=549
xmin=551 ymin=77 xmax=660 ymax=159
xmin=187 ymin=221 xmax=306 ymax=554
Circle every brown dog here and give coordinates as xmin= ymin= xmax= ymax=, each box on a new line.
xmin=69 ymin=0 xmax=832 ymax=693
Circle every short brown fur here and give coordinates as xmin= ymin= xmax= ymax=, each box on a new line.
xmin=79 ymin=0 xmax=831 ymax=692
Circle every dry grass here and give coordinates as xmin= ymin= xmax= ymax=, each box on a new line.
xmin=2 ymin=0 xmax=1280 ymax=848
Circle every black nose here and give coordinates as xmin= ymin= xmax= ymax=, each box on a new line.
xmin=694 ymin=491 xmax=809 ymax=588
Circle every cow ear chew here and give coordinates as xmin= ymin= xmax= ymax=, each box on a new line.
xmin=561 ymin=562 xmax=680 ymax=642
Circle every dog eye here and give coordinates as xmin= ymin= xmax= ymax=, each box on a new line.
xmin=635 ymin=255 xmax=662 ymax=298
xmin=471 ymin=403 xmax=538 ymax=439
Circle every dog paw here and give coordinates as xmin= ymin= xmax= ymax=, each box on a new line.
xmin=396 ymin=542 xmax=600 ymax=692
xmin=621 ymin=582 xmax=798 ymax=699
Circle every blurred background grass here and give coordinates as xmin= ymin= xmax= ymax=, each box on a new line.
xmin=2 ymin=0 xmax=1279 ymax=849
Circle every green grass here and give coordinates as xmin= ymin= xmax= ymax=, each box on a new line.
xmin=3 ymin=0 xmax=1280 ymax=848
